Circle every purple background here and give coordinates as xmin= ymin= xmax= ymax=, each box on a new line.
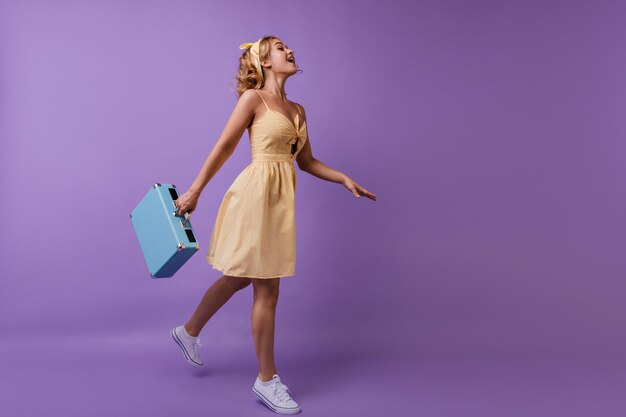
xmin=1 ymin=0 xmax=625 ymax=416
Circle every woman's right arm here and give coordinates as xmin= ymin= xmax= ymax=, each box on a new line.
xmin=174 ymin=89 xmax=257 ymax=215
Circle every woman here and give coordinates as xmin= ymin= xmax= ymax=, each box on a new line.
xmin=169 ymin=35 xmax=377 ymax=415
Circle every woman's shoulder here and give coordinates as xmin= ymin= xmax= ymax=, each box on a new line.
xmin=240 ymin=88 xmax=260 ymax=100
xmin=238 ymin=89 xmax=264 ymax=130
xmin=290 ymin=100 xmax=306 ymax=120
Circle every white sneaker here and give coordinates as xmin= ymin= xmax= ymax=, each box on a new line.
xmin=170 ymin=325 xmax=203 ymax=367
xmin=253 ymin=374 xmax=301 ymax=414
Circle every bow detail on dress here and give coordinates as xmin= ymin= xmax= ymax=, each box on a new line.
xmin=287 ymin=135 xmax=300 ymax=146
xmin=283 ymin=115 xmax=308 ymax=151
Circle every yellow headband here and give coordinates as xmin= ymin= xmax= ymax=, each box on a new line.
xmin=239 ymin=37 xmax=264 ymax=80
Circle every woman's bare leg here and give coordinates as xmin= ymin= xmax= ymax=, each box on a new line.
xmin=184 ymin=275 xmax=252 ymax=337
xmin=251 ymin=277 xmax=281 ymax=382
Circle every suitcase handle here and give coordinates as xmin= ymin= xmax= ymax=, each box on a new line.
xmin=171 ymin=210 xmax=191 ymax=220
xmin=166 ymin=186 xmax=190 ymax=220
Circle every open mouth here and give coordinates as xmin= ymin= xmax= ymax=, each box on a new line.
xmin=287 ymin=57 xmax=295 ymax=64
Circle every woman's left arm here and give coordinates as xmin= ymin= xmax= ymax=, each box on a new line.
xmin=295 ymin=106 xmax=377 ymax=201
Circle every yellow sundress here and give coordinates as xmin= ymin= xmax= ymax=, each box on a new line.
xmin=206 ymin=89 xmax=308 ymax=278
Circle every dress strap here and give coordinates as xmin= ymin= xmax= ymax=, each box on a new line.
xmin=295 ymin=103 xmax=302 ymax=117
xmin=254 ymin=89 xmax=271 ymax=111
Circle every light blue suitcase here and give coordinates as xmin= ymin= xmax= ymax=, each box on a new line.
xmin=130 ymin=183 xmax=200 ymax=278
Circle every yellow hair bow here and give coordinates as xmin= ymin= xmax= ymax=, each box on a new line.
xmin=239 ymin=37 xmax=264 ymax=79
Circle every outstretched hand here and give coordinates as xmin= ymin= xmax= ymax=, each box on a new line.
xmin=342 ymin=177 xmax=377 ymax=201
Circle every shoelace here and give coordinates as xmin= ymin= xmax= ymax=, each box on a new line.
xmin=192 ymin=339 xmax=202 ymax=358
xmin=271 ymin=380 xmax=294 ymax=404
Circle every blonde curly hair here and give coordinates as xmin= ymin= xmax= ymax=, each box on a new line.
xmin=231 ymin=35 xmax=302 ymax=97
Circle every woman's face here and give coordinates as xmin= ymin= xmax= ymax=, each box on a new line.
xmin=265 ymin=39 xmax=297 ymax=75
